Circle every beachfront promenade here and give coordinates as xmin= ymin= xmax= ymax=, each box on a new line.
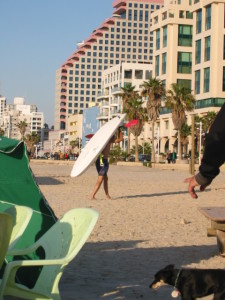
xmin=30 ymin=160 xmax=225 ymax=300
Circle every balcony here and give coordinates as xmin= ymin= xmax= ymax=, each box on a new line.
xmin=101 ymin=101 xmax=109 ymax=107
xmin=113 ymin=0 xmax=126 ymax=8
xmin=111 ymin=87 xmax=120 ymax=94
xmin=113 ymin=5 xmax=126 ymax=15
xmin=110 ymin=108 xmax=121 ymax=116
xmin=97 ymin=91 xmax=109 ymax=98
xmin=160 ymin=107 xmax=172 ymax=115
xmin=110 ymin=99 xmax=119 ymax=106
xmin=96 ymin=111 xmax=110 ymax=120
xmin=195 ymin=98 xmax=225 ymax=109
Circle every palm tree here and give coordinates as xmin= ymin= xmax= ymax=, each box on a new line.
xmin=141 ymin=77 xmax=166 ymax=162
xmin=124 ymin=96 xmax=148 ymax=162
xmin=179 ymin=123 xmax=191 ymax=157
xmin=119 ymin=84 xmax=139 ymax=155
xmin=70 ymin=137 xmax=82 ymax=153
xmin=201 ymin=111 xmax=217 ymax=135
xmin=165 ymin=83 xmax=195 ymax=161
xmin=24 ymin=132 xmax=40 ymax=156
xmin=0 ymin=128 xmax=5 ymax=136
xmin=17 ymin=121 xmax=27 ymax=140
xmin=194 ymin=115 xmax=202 ymax=154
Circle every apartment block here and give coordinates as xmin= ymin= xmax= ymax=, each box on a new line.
xmin=1 ymin=97 xmax=44 ymax=141
xmin=67 ymin=113 xmax=83 ymax=144
xmin=191 ymin=0 xmax=225 ymax=110
xmin=151 ymin=0 xmax=194 ymax=153
xmin=54 ymin=0 xmax=163 ymax=131
xmin=97 ymin=62 xmax=152 ymax=149
xmin=151 ymin=0 xmax=225 ymax=156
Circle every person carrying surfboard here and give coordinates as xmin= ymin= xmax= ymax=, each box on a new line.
xmin=91 ymin=128 xmax=123 ymax=200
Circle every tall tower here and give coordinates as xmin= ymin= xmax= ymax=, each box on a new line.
xmin=54 ymin=0 xmax=164 ymax=130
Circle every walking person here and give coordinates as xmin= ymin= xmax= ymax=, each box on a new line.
xmin=172 ymin=151 xmax=177 ymax=163
xmin=185 ymin=103 xmax=225 ymax=198
xmin=91 ymin=129 xmax=123 ymax=200
xmin=166 ymin=151 xmax=172 ymax=164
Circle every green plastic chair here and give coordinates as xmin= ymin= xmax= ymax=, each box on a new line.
xmin=0 ymin=212 xmax=13 ymax=269
xmin=4 ymin=205 xmax=33 ymax=251
xmin=0 ymin=208 xmax=99 ymax=300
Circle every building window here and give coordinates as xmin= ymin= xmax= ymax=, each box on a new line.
xmin=178 ymin=25 xmax=192 ymax=46
xmin=162 ymin=53 xmax=167 ymax=74
xmin=177 ymin=52 xmax=192 ymax=74
xmin=224 ymin=35 xmax=225 ymax=59
xmin=204 ymin=36 xmax=211 ymax=61
xmin=196 ymin=9 xmax=202 ymax=34
xmin=205 ymin=5 xmax=211 ymax=30
xmin=124 ymin=70 xmax=132 ymax=79
xmin=204 ymin=67 xmax=210 ymax=92
xmin=165 ymin=120 xmax=169 ymax=130
xmin=135 ymin=70 xmax=143 ymax=79
xmin=186 ymin=11 xmax=193 ymax=19
xmin=195 ymin=70 xmax=201 ymax=94
xmin=223 ymin=67 xmax=225 ymax=91
xmin=155 ymin=55 xmax=160 ymax=76
xmin=156 ymin=29 xmax=160 ymax=50
xmin=177 ymin=79 xmax=192 ymax=90
xmin=179 ymin=10 xmax=185 ymax=18
xmin=163 ymin=26 xmax=167 ymax=47
xmin=195 ymin=40 xmax=201 ymax=64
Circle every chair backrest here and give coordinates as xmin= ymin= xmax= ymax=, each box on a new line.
xmin=33 ymin=208 xmax=99 ymax=295
xmin=0 ymin=212 xmax=13 ymax=269
xmin=4 ymin=205 xmax=33 ymax=251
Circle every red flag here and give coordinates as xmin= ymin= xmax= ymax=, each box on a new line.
xmin=124 ymin=120 xmax=138 ymax=128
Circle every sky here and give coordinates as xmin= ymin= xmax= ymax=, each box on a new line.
xmin=0 ymin=0 xmax=113 ymax=127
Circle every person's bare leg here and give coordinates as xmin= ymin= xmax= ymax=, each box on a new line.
xmin=91 ymin=176 xmax=104 ymax=199
xmin=103 ymin=175 xmax=111 ymax=199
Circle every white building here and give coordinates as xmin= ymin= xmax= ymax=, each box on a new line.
xmin=98 ymin=62 xmax=153 ymax=150
xmin=1 ymin=97 xmax=44 ymax=141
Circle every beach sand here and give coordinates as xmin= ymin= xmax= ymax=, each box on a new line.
xmin=30 ymin=161 xmax=225 ymax=300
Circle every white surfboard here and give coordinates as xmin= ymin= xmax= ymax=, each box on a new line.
xmin=71 ymin=114 xmax=126 ymax=177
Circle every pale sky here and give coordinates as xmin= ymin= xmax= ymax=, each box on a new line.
xmin=0 ymin=0 xmax=113 ymax=127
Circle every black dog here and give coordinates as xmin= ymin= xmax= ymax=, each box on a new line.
xmin=150 ymin=264 xmax=225 ymax=300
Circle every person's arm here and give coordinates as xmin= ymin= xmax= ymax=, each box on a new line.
xmin=114 ymin=130 xmax=123 ymax=143
xmin=185 ymin=103 xmax=225 ymax=198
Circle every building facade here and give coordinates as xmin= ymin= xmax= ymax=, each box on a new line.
xmin=1 ymin=97 xmax=44 ymax=141
xmin=151 ymin=0 xmax=225 ymax=155
xmin=54 ymin=0 xmax=163 ymax=131
xmin=97 ymin=62 xmax=153 ymax=149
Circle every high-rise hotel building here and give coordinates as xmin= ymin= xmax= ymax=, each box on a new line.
xmin=54 ymin=0 xmax=163 ymax=131
xmin=191 ymin=0 xmax=225 ymax=109
xmin=151 ymin=0 xmax=225 ymax=154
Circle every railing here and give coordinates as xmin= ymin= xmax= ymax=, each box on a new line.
xmin=111 ymin=87 xmax=121 ymax=93
xmin=195 ymin=98 xmax=225 ymax=109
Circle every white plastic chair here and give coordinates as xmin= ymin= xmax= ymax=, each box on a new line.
xmin=4 ymin=205 xmax=33 ymax=251
xmin=0 ymin=208 xmax=99 ymax=300
xmin=0 ymin=212 xmax=13 ymax=269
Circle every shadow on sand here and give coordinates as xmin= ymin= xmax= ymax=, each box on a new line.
xmin=34 ymin=177 xmax=63 ymax=185
xmin=115 ymin=189 xmax=210 ymax=199
xmin=60 ymin=240 xmax=218 ymax=300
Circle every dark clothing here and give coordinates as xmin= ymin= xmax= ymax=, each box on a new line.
xmin=195 ymin=103 xmax=225 ymax=185
xmin=96 ymin=157 xmax=109 ymax=176
xmin=171 ymin=152 xmax=177 ymax=163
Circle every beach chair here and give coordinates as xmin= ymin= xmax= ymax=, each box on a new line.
xmin=0 ymin=212 xmax=13 ymax=269
xmin=0 ymin=208 xmax=99 ymax=300
xmin=4 ymin=205 xmax=33 ymax=251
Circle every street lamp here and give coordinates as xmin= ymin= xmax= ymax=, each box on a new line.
xmin=199 ymin=121 xmax=202 ymax=165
